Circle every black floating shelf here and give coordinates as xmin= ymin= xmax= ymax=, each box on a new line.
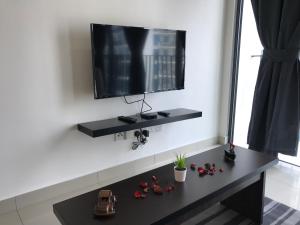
xmin=78 ymin=108 xmax=202 ymax=138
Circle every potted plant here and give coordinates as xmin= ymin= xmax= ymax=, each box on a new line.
xmin=174 ymin=154 xmax=187 ymax=182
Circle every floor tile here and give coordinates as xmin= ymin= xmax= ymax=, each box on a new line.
xmin=266 ymin=162 xmax=300 ymax=211
xmin=19 ymin=209 xmax=60 ymax=225
xmin=18 ymin=184 xmax=100 ymax=225
xmin=0 ymin=212 xmax=22 ymax=225
xmin=267 ymin=163 xmax=300 ymax=189
xmin=0 ymin=197 xmax=16 ymax=215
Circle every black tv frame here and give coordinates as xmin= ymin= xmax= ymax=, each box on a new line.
xmin=90 ymin=23 xmax=186 ymax=99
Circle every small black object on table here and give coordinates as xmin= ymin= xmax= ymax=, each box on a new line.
xmin=224 ymin=142 xmax=236 ymax=161
xmin=53 ymin=145 xmax=277 ymax=225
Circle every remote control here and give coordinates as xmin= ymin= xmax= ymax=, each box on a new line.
xmin=157 ymin=111 xmax=170 ymax=117
xmin=140 ymin=113 xmax=157 ymax=120
xmin=118 ymin=116 xmax=137 ymax=124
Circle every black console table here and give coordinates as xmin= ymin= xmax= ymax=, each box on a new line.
xmin=53 ymin=145 xmax=278 ymax=225
xmin=78 ymin=108 xmax=202 ymax=138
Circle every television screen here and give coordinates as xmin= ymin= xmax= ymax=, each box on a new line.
xmin=90 ymin=24 xmax=186 ymax=99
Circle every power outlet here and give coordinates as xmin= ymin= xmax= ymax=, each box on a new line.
xmin=114 ymin=132 xmax=127 ymax=141
xmin=127 ymin=126 xmax=163 ymax=141
xmin=148 ymin=125 xmax=162 ymax=133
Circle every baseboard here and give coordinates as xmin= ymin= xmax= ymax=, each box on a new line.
xmin=0 ymin=137 xmax=220 ymax=215
xmin=218 ymin=136 xmax=228 ymax=145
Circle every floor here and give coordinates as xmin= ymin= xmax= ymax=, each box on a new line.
xmin=1 ymin=161 xmax=300 ymax=225
xmin=265 ymin=161 xmax=300 ymax=210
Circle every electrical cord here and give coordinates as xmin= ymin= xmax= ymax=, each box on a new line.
xmin=123 ymin=94 xmax=144 ymax=104
xmin=132 ymin=130 xmax=146 ymax=150
xmin=123 ymin=94 xmax=152 ymax=150
xmin=140 ymin=98 xmax=152 ymax=114
xmin=123 ymin=93 xmax=152 ymax=115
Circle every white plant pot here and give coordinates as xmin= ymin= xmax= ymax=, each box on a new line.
xmin=174 ymin=167 xmax=187 ymax=182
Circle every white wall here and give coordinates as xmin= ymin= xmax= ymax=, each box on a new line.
xmin=219 ymin=0 xmax=237 ymax=140
xmin=0 ymin=0 xmax=226 ymax=201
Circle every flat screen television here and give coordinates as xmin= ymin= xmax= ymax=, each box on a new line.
xmin=90 ymin=24 xmax=186 ymax=99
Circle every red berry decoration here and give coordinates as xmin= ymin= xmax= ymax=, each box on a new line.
xmin=165 ymin=186 xmax=172 ymax=192
xmin=152 ymin=175 xmax=158 ymax=182
xmin=153 ymin=185 xmax=163 ymax=195
xmin=139 ymin=181 xmax=148 ymax=189
xmin=165 ymin=185 xmax=175 ymax=193
xmin=204 ymin=163 xmax=211 ymax=170
xmin=190 ymin=163 xmax=196 ymax=170
xmin=198 ymin=167 xmax=206 ymax=175
xmin=151 ymin=183 xmax=158 ymax=189
xmin=134 ymin=191 xmax=142 ymax=199
xmin=134 ymin=191 xmax=147 ymax=199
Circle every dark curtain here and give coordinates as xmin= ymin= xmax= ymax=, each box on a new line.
xmin=248 ymin=0 xmax=300 ymax=156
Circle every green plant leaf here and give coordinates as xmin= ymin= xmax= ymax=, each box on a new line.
xmin=174 ymin=153 xmax=186 ymax=169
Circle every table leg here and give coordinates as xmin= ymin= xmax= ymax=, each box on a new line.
xmin=221 ymin=172 xmax=265 ymax=224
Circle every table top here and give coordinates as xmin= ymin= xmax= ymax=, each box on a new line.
xmin=53 ymin=145 xmax=277 ymax=225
